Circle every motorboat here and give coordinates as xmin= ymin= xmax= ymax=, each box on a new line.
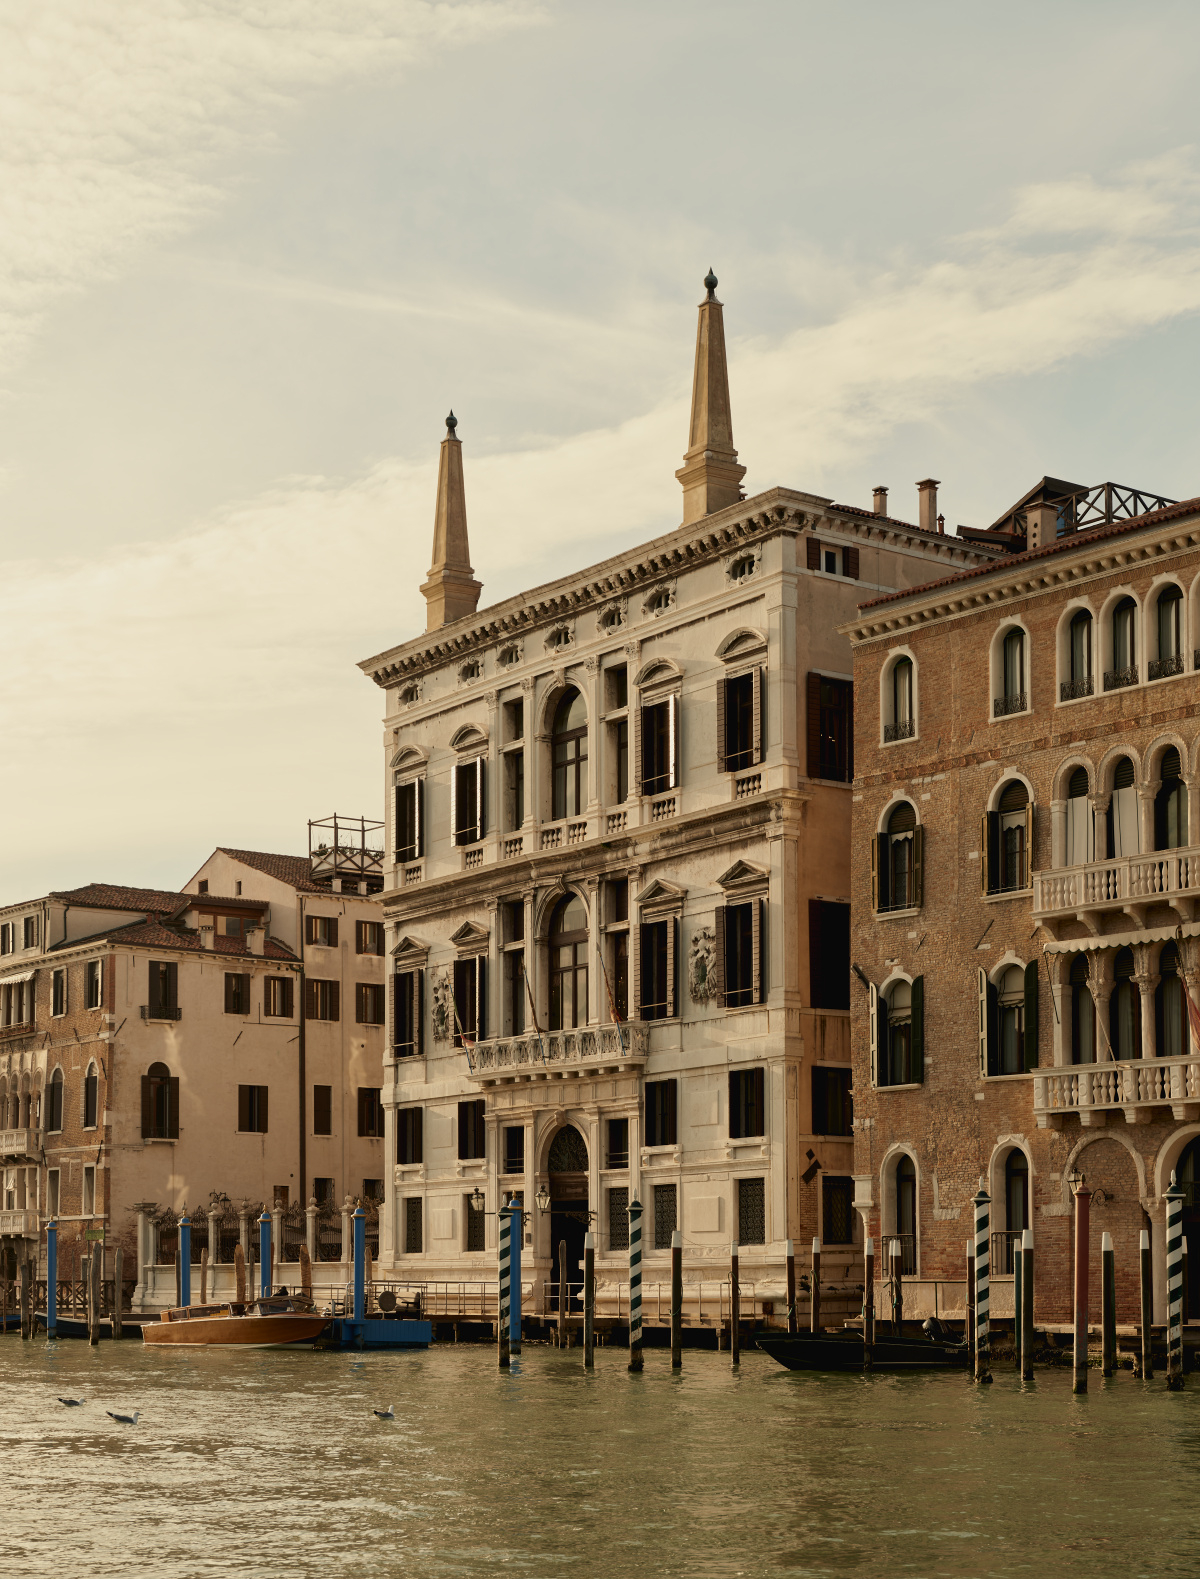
xmin=757 ymin=1320 xmax=970 ymax=1373
xmin=141 ymin=1293 xmax=329 ymax=1347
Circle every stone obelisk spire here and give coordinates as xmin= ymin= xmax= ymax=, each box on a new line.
xmin=420 ymin=412 xmax=483 ymax=631
xmin=675 ymin=270 xmax=745 ymax=524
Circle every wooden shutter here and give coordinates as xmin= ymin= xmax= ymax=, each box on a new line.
xmin=716 ymin=675 xmax=728 ymax=772
xmin=875 ymin=833 xmax=890 ymax=911
xmin=357 ymin=1087 xmax=367 ymax=1136
xmin=450 ymin=761 xmax=459 ymax=844
xmin=1024 ymin=960 xmax=1039 ymax=1070
xmin=753 ymin=898 xmax=766 ymax=1004
xmin=666 ymin=917 xmax=677 ymax=1017
xmin=977 ymin=968 xmax=989 ymax=1076
xmin=355 ymin=982 xmax=366 ymax=1024
xmin=238 ymin=1085 xmax=250 ymax=1132
xmin=987 ymin=980 xmax=999 ymax=1076
xmin=668 ymin=693 xmax=679 ymax=790
xmin=141 ymin=1075 xmax=151 ymax=1138
xmin=632 ymin=704 xmax=643 ymax=796
xmin=476 ymin=756 xmax=487 ymax=838
xmin=633 ymin=921 xmax=644 ymax=1017
xmin=415 ymin=970 xmax=424 ymax=1055
xmin=414 ymin=1108 xmax=424 ymax=1165
xmin=806 ymin=536 xmax=821 ymax=571
xmin=394 ymin=785 xmax=403 ymax=857
xmin=259 ymin=1085 xmax=268 ymax=1134
xmin=912 ymin=826 xmax=924 ymax=908
xmin=805 ymin=673 xmax=821 ymax=778
xmin=475 ymin=956 xmax=487 ymax=1041
xmin=910 ymin=976 xmax=924 ymax=1083
xmin=713 ymin=906 xmax=726 ymax=1007
xmin=845 ymin=545 xmax=860 ymax=580
xmin=753 ymin=1066 xmax=765 ymax=1135
xmin=1023 ymin=803 xmax=1032 ymax=885
xmin=868 ymin=983 xmax=879 ymax=1088
xmin=752 ymin=666 xmax=764 ymax=764
xmin=328 ymin=919 xmax=339 ymax=948
xmin=329 ymin=981 xmax=340 ymax=1023
xmin=666 ymin=1078 xmax=678 ymax=1146
xmin=415 ymin=778 xmax=424 ymax=857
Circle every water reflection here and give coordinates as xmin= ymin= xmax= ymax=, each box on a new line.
xmin=5 ymin=1340 xmax=1199 ymax=1577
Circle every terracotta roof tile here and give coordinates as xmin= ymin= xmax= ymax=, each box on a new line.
xmin=216 ymin=849 xmax=323 ymax=893
xmin=101 ymin=917 xmax=298 ymax=961
xmin=49 ymin=883 xmax=194 ymax=913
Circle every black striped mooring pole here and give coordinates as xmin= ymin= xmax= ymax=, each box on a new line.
xmin=498 ymin=1202 xmax=511 ymax=1370
xmin=973 ymin=1180 xmax=992 ymax=1384
xmin=1072 ymin=1179 xmax=1091 ymax=1396
xmin=628 ymin=1196 xmax=643 ymax=1372
xmin=811 ymin=1237 xmax=822 ymax=1334
xmin=1166 ymin=1173 xmax=1185 ymax=1390
xmin=863 ymin=1237 xmax=874 ymax=1371
xmin=786 ymin=1238 xmax=797 ymax=1335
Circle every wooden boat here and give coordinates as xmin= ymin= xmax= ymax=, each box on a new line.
xmin=757 ymin=1324 xmax=970 ymax=1373
xmin=141 ymin=1294 xmax=329 ymax=1348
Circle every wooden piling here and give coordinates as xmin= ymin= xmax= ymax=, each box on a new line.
xmin=730 ymin=1242 xmax=740 ymax=1368
xmin=1014 ymin=1247 xmax=1023 ymax=1372
xmin=1101 ymin=1231 xmax=1116 ymax=1378
xmin=89 ymin=1248 xmax=101 ymax=1345
xmin=785 ymin=1238 xmax=797 ymax=1335
xmin=299 ymin=1244 xmax=312 ymax=1300
xmin=584 ymin=1232 xmax=595 ymax=1369
xmin=234 ymin=1243 xmax=246 ymax=1304
xmin=863 ymin=1237 xmax=874 ymax=1371
xmin=811 ymin=1237 xmax=822 ymax=1334
xmin=557 ymin=1239 xmax=567 ymax=1350
xmin=890 ymin=1239 xmax=903 ymax=1331
xmin=112 ymin=1247 xmax=123 ymax=1339
xmin=1020 ymin=1230 xmax=1034 ymax=1382
xmin=174 ymin=1246 xmax=181 ymax=1309
xmin=200 ymin=1247 xmax=208 ymax=1304
xmin=670 ymin=1230 xmax=682 ymax=1369
xmin=966 ymin=1240 xmax=975 ymax=1367
xmin=1139 ymin=1228 xmax=1153 ymax=1380
xmin=1072 ymin=1182 xmax=1091 ymax=1396
xmin=19 ymin=1259 xmax=30 ymax=1340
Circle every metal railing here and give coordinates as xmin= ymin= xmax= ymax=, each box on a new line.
xmin=1149 ymin=654 xmax=1185 ymax=681
xmin=993 ymin=693 xmax=1028 ymax=717
xmin=990 ymin=1231 xmax=1022 ymax=1275
xmin=884 ymin=719 xmax=914 ymax=742
xmin=141 ymin=1005 xmax=182 ymax=1022
xmin=883 ymin=1235 xmax=917 ymax=1276
xmin=1060 ymin=675 xmax=1093 ymax=701
xmin=1103 ymin=665 xmax=1138 ymax=691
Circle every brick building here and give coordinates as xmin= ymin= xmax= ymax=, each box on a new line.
xmin=844 ymin=479 xmax=1200 ymax=1325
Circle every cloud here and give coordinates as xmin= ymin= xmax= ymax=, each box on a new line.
xmin=0 ymin=0 xmax=541 ymax=378
xmin=6 ymin=152 xmax=1200 ymax=896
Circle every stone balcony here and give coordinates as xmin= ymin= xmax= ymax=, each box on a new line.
xmin=1032 ymin=847 xmax=1200 ymax=930
xmin=1034 ymin=1054 xmax=1200 ymax=1128
xmin=0 ymin=1209 xmax=37 ymax=1236
xmin=466 ymin=1023 xmax=649 ymax=1084
xmin=0 ymin=1128 xmax=36 ymax=1158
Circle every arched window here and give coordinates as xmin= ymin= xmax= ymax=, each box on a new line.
xmin=883 ymin=981 xmax=913 ymax=1085
xmin=1001 ymin=1149 xmax=1029 ymax=1272
xmin=142 ymin=1061 xmax=178 ymax=1140
xmin=1107 ymin=597 xmax=1138 ymax=690
xmin=875 ymin=801 xmax=922 ymax=912
xmin=548 ymin=1122 xmax=588 ymax=1174
xmin=45 ymin=1068 xmax=64 ymax=1133
xmin=1152 ymin=585 xmax=1184 ymax=679
xmin=894 ymin=1156 xmax=917 ymax=1274
xmin=1156 ymin=942 xmax=1186 ymax=1059
xmin=885 ymin=658 xmax=914 ymax=741
xmin=1107 ymin=755 xmax=1139 ymax=857
xmin=1110 ymin=947 xmax=1140 ymax=1061
xmin=1063 ymin=610 xmax=1093 ymax=700
xmin=1065 ymin=766 xmax=1093 ymax=866
xmin=552 ymin=688 xmax=588 ymax=820
xmin=996 ymin=965 xmax=1025 ymax=1074
xmin=548 ymin=895 xmax=588 ymax=1031
xmin=985 ymin=780 xmax=1030 ymax=894
xmin=83 ymin=1063 xmax=99 ymax=1128
xmin=1155 ymin=747 xmax=1187 ymax=851
xmin=995 ymin=628 xmax=1027 ymax=716
xmin=1070 ymin=955 xmax=1095 ymax=1065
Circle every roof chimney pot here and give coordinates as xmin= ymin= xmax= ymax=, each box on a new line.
xmin=872 ymin=486 xmax=888 ymax=516
xmin=916 ymin=478 xmax=940 ymax=534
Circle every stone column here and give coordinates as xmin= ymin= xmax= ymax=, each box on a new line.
xmin=1133 ymin=942 xmax=1157 ymax=1063
xmin=271 ymin=1206 xmax=283 ymax=1271
xmin=520 ymin=676 xmax=537 ymax=838
xmin=1138 ymin=784 xmax=1157 ymax=856
xmin=132 ymin=1203 xmax=153 ymax=1311
xmin=485 ymin=689 xmax=500 ymax=862
xmin=584 ymin=654 xmax=602 ymax=822
xmin=340 ymin=1195 xmax=353 ymax=1269
xmin=1184 ymin=772 xmax=1198 ymax=851
xmin=524 ymin=888 xmax=540 ymax=1032
xmin=1090 ymin=950 xmax=1114 ymax=1061
xmin=306 ymin=1198 xmax=318 ymax=1260
xmin=1047 ymin=954 xmax=1068 ymax=1067
xmin=238 ymin=1200 xmax=250 ymax=1259
xmin=486 ymin=895 xmax=501 ymax=1042
xmin=1050 ymin=799 xmax=1066 ymax=869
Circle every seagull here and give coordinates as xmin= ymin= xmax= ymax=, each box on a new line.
xmin=106 ymin=1410 xmax=140 ymax=1425
xmin=372 ymin=1405 xmax=395 ymax=1421
xmin=57 ymin=1397 xmax=86 ymax=1407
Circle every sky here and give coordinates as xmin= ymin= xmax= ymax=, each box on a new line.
xmin=4 ymin=0 xmax=1200 ymax=901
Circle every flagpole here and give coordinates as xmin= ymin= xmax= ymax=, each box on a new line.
xmin=519 ymin=960 xmax=547 ymax=1064
xmin=597 ymin=945 xmax=627 ymax=1053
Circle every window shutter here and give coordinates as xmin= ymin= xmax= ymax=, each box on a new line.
xmin=356 ymin=983 xmax=366 ymax=1023
xmin=357 ymin=1087 xmax=367 ymax=1136
xmin=415 ymin=1108 xmax=424 ymax=1165
xmin=668 ymin=693 xmax=678 ymax=790
xmin=1024 ymin=961 xmax=1039 ymax=1070
xmin=666 ymin=917 xmax=677 ymax=1017
xmin=806 ymin=536 xmax=821 ymax=571
xmin=806 ymin=673 xmax=821 ymax=778
xmin=141 ymin=1075 xmax=151 ymax=1138
xmin=910 ymin=976 xmax=924 ymax=1083
xmin=450 ymin=762 xmax=459 ymax=844
xmin=716 ymin=676 xmax=728 ymax=773
xmin=868 ymin=983 xmax=878 ymax=1087
xmin=912 ymin=825 xmax=924 ymax=908
xmin=476 ymin=956 xmax=487 ymax=1041
xmin=977 ymin=968 xmax=989 ymax=1075
xmin=753 ymin=898 xmax=766 ymax=1004
xmin=328 ymin=919 xmax=339 ymax=948
xmin=304 ymin=979 xmax=314 ymax=1020
xmin=477 ymin=756 xmax=487 ymax=838
xmin=875 ymin=833 xmax=890 ymax=910
xmin=238 ymin=1085 xmax=249 ymax=1131
xmin=416 ymin=777 xmax=424 ymax=857
xmin=1023 ymin=803 xmax=1032 ymax=883
xmin=329 ymin=981 xmax=340 ymax=1023
xmin=394 ymin=785 xmax=403 ymax=857
xmin=632 ymin=704 xmax=643 ymax=796
xmin=633 ymin=922 xmax=644 ymax=1017
xmin=167 ymin=962 xmax=178 ymax=1010
xmin=666 ymin=1078 xmax=678 ymax=1146
xmin=752 ymin=666 xmax=764 ymax=764
xmin=713 ymin=905 xmax=726 ymax=1006
xmin=987 ymin=980 xmax=999 ymax=1076
xmin=845 ymin=545 xmax=860 ymax=580
xmin=260 ymin=1086 xmax=268 ymax=1134
xmin=305 ymin=916 xmax=314 ymax=945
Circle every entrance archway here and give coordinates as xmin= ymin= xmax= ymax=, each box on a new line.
xmin=548 ymin=1124 xmax=589 ymax=1306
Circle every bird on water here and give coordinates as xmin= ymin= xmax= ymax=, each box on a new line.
xmin=372 ymin=1405 xmax=395 ymax=1421
xmin=106 ymin=1410 xmax=140 ymax=1425
xmin=57 ymin=1397 xmax=86 ymax=1407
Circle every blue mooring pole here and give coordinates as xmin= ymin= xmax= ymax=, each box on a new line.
xmin=179 ymin=1213 xmax=192 ymax=1307
xmin=258 ymin=1208 xmax=271 ymax=1299
xmin=352 ymin=1204 xmax=366 ymax=1322
xmin=506 ymin=1197 xmax=522 ymax=1355
xmin=46 ymin=1219 xmax=57 ymax=1339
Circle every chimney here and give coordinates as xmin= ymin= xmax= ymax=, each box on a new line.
xmin=198 ymin=924 xmax=215 ymax=951
xmin=872 ymin=486 xmax=888 ymax=516
xmin=675 ymin=270 xmax=746 ymax=524
xmin=245 ymin=924 xmax=265 ymax=958
xmin=916 ymin=478 xmax=940 ymax=533
xmin=936 ymin=513 xmax=945 ymax=535
xmin=1026 ymin=502 xmax=1057 ymax=552
xmin=420 ymin=413 xmax=483 ymax=631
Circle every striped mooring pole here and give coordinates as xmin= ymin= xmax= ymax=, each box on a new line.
xmin=1166 ymin=1172 xmax=1185 ymax=1390
xmin=628 ymin=1196 xmax=643 ymax=1372
xmin=506 ymin=1197 xmax=522 ymax=1356
xmin=973 ymin=1180 xmax=993 ymax=1384
xmin=863 ymin=1236 xmax=875 ymax=1371
xmin=352 ymin=1204 xmax=366 ymax=1323
xmin=498 ymin=1199 xmax=511 ymax=1370
xmin=670 ymin=1229 xmax=682 ymax=1370
xmin=179 ymin=1213 xmax=192 ymax=1308
xmin=46 ymin=1219 xmax=57 ymax=1341
xmin=258 ymin=1208 xmax=271 ymax=1300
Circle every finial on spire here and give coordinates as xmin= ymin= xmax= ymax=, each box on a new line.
xmin=704 ymin=268 xmax=718 ymax=300
xmin=446 ymin=410 xmax=457 ymax=435
xmin=420 ymin=412 xmax=481 ymax=631
xmin=675 ymin=271 xmax=745 ymax=524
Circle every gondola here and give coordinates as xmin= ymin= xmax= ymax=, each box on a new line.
xmin=757 ymin=1320 xmax=969 ymax=1372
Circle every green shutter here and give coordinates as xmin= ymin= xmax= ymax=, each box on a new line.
xmin=1024 ymin=960 xmax=1039 ymax=1070
xmin=910 ymin=976 xmax=924 ymax=1083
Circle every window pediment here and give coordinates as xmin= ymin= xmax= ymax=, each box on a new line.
xmin=715 ymin=628 xmax=767 ymax=663
xmin=450 ymin=920 xmax=490 ymax=953
xmin=716 ymin=860 xmax=768 ymax=892
xmin=392 ymin=934 xmax=430 ymax=965
xmin=633 ymin=658 xmax=683 ymax=690
xmin=637 ymin=877 xmax=686 ymax=912
xmin=390 ymin=744 xmax=428 ymax=773
xmin=450 ymin=725 xmax=488 ymax=754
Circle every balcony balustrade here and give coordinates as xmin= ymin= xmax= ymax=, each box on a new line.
xmin=0 ymin=1209 xmax=37 ymax=1236
xmin=466 ymin=1022 xmax=648 ymax=1082
xmin=1033 ymin=846 xmax=1200 ymax=925
xmin=0 ymin=1128 xmax=35 ymax=1159
xmin=1149 ymin=654 xmax=1185 ymax=681
xmin=1104 ymin=665 xmax=1138 ymax=691
xmin=1034 ymin=1053 xmax=1200 ymax=1127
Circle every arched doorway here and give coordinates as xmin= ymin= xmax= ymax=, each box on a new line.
xmin=548 ymin=1123 xmax=589 ymax=1306
xmin=1179 ymin=1137 xmax=1200 ymax=1316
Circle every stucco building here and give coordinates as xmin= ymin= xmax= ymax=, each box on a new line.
xmin=844 ymin=478 xmax=1200 ymax=1325
xmin=360 ymin=274 xmax=998 ymax=1304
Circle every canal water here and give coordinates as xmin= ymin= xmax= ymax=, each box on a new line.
xmin=4 ymin=1340 xmax=1198 ymax=1578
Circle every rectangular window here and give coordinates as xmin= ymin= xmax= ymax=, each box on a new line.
xmin=610 ymin=718 xmax=629 ymax=802
xmin=305 ymin=916 xmax=338 ymax=947
xmin=653 ymin=1183 xmax=677 ymax=1250
xmin=806 ymin=674 xmax=853 ymax=783
xmin=465 ymin=1195 xmax=486 ymax=1252
xmin=452 ymin=757 xmax=487 ymax=846
xmin=729 ymin=1068 xmax=765 ymax=1139
xmin=505 ymin=750 xmax=525 ymax=831
xmin=609 ymin=878 xmax=629 ymax=923
xmin=356 ymin=982 xmax=386 ymax=1025
xmin=608 ymin=664 xmax=628 ymax=710
xmin=238 ymin=1084 xmax=269 ymax=1133
xmin=719 ymin=900 xmax=764 ymax=1008
xmin=396 ymin=1107 xmax=423 ymax=1165
xmin=822 ymin=1176 xmax=854 ymax=1245
xmin=305 ymin=979 xmax=340 ymax=1021
xmin=609 ymin=1186 xmax=629 ymax=1250
xmin=362 ymin=1178 xmax=383 ymax=1202
xmin=405 ymin=1196 xmax=423 ymax=1253
xmin=85 ymin=959 xmax=102 ymax=1010
xmin=224 ymin=973 xmax=250 ymax=1015
xmin=606 ymin=1117 xmax=629 ymax=1169
xmin=505 ymin=698 xmax=524 ymax=741
xmin=458 ymin=1098 xmax=486 ymax=1160
xmin=263 ymin=976 xmax=294 ymax=1018
xmin=812 ymin=1067 xmax=853 ymax=1136
xmin=84 ymin=1068 xmax=99 ymax=1129
xmin=608 ymin=933 xmax=629 ymax=1022
xmin=224 ymin=916 xmax=248 ymax=937
xmin=504 ymin=1126 xmax=525 ymax=1175
xmin=147 ymin=960 xmax=179 ymax=1018
xmin=718 ymin=669 xmax=763 ymax=773
xmin=313 ymin=1085 xmax=332 ymax=1136
xmin=394 ymin=970 xmax=423 ymax=1056
xmin=0 ymin=922 xmax=12 ymax=955
xmin=737 ymin=1177 xmax=765 ymax=1245
xmin=644 ymin=1079 xmax=677 ymax=1148
xmin=395 ymin=780 xmax=423 ymax=862
xmin=808 ymin=900 xmax=850 ymax=1010
xmin=356 ymin=921 xmax=384 ymax=955
xmin=274 ymin=1185 xmax=289 ymax=1210
xmin=82 ymin=1166 xmax=96 ymax=1217
xmin=23 ymin=916 xmax=38 ymax=949
xmin=313 ymin=1177 xmax=335 ymax=1207
xmin=639 ymin=918 xmax=676 ymax=1020
xmin=452 ymin=956 xmax=486 ymax=1045
xmin=51 ymin=969 xmax=66 ymax=1017
xmin=141 ymin=1067 xmax=178 ymax=1138
xmin=640 ymin=696 xmax=678 ymax=796
xmin=47 ymin=1169 xmax=60 ymax=1216
xmin=357 ymin=1087 xmax=384 ymax=1138
xmin=505 ymin=950 xmax=526 ymax=1036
